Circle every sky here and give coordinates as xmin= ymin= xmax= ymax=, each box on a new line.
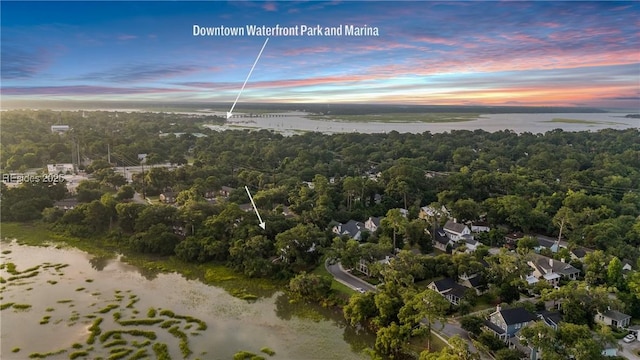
xmin=2 ymin=1 xmax=639 ymax=109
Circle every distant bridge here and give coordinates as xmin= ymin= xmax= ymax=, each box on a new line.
xmin=228 ymin=113 xmax=315 ymax=119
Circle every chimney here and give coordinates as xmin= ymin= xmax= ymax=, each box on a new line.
xmin=496 ymin=304 xmax=502 ymax=312
xmin=549 ymin=258 xmax=554 ymax=267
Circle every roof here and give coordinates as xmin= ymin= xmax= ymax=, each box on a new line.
xmin=601 ymin=309 xmax=631 ymax=321
xmin=366 ymin=216 xmax=382 ymax=227
xmin=431 ymin=278 xmax=468 ymax=299
xmin=571 ymin=247 xmax=589 ymax=258
xmin=220 ymin=186 xmax=235 ymax=192
xmin=537 ymin=237 xmax=557 ymax=249
xmin=484 ymin=320 xmax=506 ymax=335
xmin=538 ymin=310 xmax=563 ymax=328
xmin=53 ymin=198 xmax=80 ymax=208
xmin=531 ymin=254 xmax=580 ymax=276
xmin=463 ymin=236 xmax=478 ymax=246
xmin=340 ymin=220 xmax=365 ymax=239
xmin=465 ymin=275 xmax=482 ymax=288
xmin=499 ymin=307 xmax=537 ymax=325
xmin=434 ymin=228 xmax=451 ymax=245
xmin=443 ymin=220 xmax=468 ymax=235
xmin=505 ymin=232 xmax=525 ymax=242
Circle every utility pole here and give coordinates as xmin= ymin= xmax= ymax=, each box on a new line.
xmin=141 ymin=160 xmax=146 ymax=199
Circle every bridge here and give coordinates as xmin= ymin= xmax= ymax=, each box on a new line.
xmin=227 ymin=113 xmax=318 ymax=119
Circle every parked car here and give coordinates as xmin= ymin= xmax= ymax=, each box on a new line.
xmin=624 ymin=334 xmax=636 ymax=343
xmin=355 ymin=287 xmax=365 ymax=294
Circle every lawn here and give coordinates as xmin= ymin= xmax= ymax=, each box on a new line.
xmin=311 ymin=262 xmax=355 ymax=298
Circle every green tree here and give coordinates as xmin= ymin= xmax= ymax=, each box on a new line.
xmin=343 ymin=291 xmax=377 ymax=326
xmin=381 ymin=208 xmax=408 ymax=253
xmin=606 ymin=256 xmax=624 ymax=290
xmin=374 ymin=322 xmax=411 ymax=357
xmin=288 ymin=272 xmax=332 ymax=302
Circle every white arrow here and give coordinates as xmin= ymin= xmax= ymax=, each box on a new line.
xmin=245 ymin=186 xmax=266 ymax=230
xmin=227 ymin=37 xmax=270 ymax=119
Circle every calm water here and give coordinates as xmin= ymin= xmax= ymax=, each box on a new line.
xmin=204 ymin=112 xmax=639 ymax=135
xmin=0 ymin=241 xmax=373 ymax=359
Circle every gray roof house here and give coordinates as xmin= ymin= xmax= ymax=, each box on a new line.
xmin=443 ymin=220 xmax=471 ymax=241
xmin=595 ymin=309 xmax=631 ymax=329
xmin=432 ymin=228 xmax=455 ymax=252
xmin=428 ymin=277 xmax=469 ymax=305
xmin=332 ymin=220 xmax=366 ymax=241
xmin=484 ymin=305 xmax=538 ymax=341
xmin=527 ymin=254 xmax=580 ymax=287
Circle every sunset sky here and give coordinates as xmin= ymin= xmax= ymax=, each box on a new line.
xmin=2 ymin=1 xmax=639 ymax=109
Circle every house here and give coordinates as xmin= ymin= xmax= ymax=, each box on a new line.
xmin=443 ymin=220 xmax=471 ymax=241
xmin=484 ymin=305 xmax=538 ymax=341
xmin=570 ymin=247 xmax=592 ymax=261
xmin=428 ymin=278 xmax=469 ymax=305
xmin=332 ymin=220 xmax=366 ymax=241
xmin=357 ymin=254 xmax=393 ymax=276
xmin=504 ymin=232 xmax=525 ymax=250
xmin=419 ymin=205 xmax=450 ymax=220
xmin=470 ymin=221 xmax=490 ymax=233
xmin=219 ymin=186 xmax=235 ymax=197
xmin=159 ymin=191 xmax=177 ymax=204
xmin=527 ymin=254 xmax=580 ymax=287
xmin=507 ymin=336 xmax=538 ymax=360
xmin=461 ymin=235 xmax=480 ymax=252
xmin=622 ymin=259 xmax=635 ymax=277
xmin=47 ymin=163 xmax=75 ymax=174
xmin=537 ymin=310 xmax=563 ymax=331
xmin=433 ymin=228 xmax=455 ymax=252
xmin=459 ymin=272 xmax=485 ymax=295
xmin=238 ymin=203 xmax=254 ymax=212
xmin=595 ymin=309 xmax=631 ymax=329
xmin=534 ymin=236 xmax=561 ymax=254
xmin=51 ymin=125 xmax=70 ymax=133
xmin=53 ymin=198 xmax=79 ymax=211
xmin=364 ymin=216 xmax=382 ymax=233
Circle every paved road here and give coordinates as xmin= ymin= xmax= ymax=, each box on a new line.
xmin=325 ymin=260 xmax=376 ymax=292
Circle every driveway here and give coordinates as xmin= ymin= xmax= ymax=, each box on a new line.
xmin=325 ymin=260 xmax=376 ymax=292
xmin=618 ymin=338 xmax=640 ymax=359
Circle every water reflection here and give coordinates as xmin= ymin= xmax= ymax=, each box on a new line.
xmin=88 ymin=256 xmax=109 ymax=271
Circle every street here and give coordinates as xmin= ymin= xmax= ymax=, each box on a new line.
xmin=325 ymin=260 xmax=376 ymax=292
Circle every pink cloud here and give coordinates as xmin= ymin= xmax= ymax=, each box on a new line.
xmin=262 ymin=2 xmax=277 ymax=12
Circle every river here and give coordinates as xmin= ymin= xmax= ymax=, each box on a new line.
xmin=0 ymin=241 xmax=374 ymax=359
xmin=204 ymin=112 xmax=639 ymax=135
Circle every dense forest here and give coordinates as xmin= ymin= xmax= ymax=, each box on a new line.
xmin=1 ymin=110 xmax=639 ymax=359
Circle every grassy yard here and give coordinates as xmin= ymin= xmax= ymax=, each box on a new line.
xmin=311 ymin=262 xmax=355 ymax=298
xmin=406 ymin=332 xmax=448 ymax=356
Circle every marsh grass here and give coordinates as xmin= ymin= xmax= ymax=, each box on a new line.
xmin=260 ymin=347 xmax=276 ymax=356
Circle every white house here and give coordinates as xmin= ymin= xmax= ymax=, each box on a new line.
xmin=364 ymin=216 xmax=383 ymax=233
xmin=51 ymin=125 xmax=70 ymax=133
xmin=443 ymin=220 xmax=471 ymax=241
xmin=595 ymin=309 xmax=631 ymax=329
xmin=47 ymin=163 xmax=75 ymax=174
xmin=527 ymin=254 xmax=580 ymax=287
